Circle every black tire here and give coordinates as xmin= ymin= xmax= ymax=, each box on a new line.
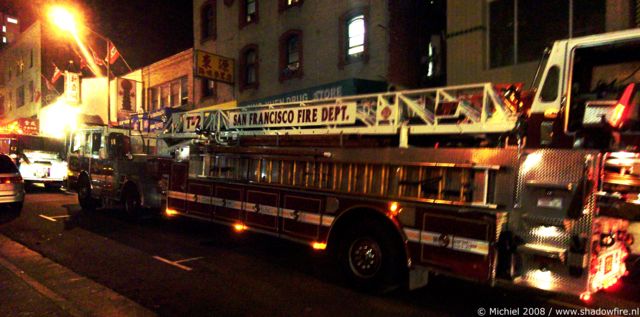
xmin=336 ymin=220 xmax=405 ymax=293
xmin=122 ymin=185 xmax=141 ymax=217
xmin=77 ymin=177 xmax=95 ymax=212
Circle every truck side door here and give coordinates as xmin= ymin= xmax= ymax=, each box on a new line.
xmin=89 ymin=131 xmax=106 ymax=197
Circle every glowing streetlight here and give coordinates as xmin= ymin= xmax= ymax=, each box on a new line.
xmin=48 ymin=5 xmax=111 ymax=124
xmin=49 ymin=6 xmax=77 ymax=33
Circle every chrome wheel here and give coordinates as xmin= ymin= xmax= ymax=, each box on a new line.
xmin=348 ymin=237 xmax=383 ymax=279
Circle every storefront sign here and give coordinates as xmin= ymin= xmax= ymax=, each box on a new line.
xmin=239 ymin=78 xmax=387 ymax=107
xmin=228 ymin=102 xmax=357 ymax=129
xmin=195 ymin=50 xmax=235 ymax=84
xmin=116 ymin=78 xmax=138 ymax=121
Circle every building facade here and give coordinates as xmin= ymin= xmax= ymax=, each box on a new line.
xmin=446 ymin=0 xmax=638 ymax=87
xmin=193 ymin=0 xmax=440 ymax=106
xmin=0 ymin=22 xmax=42 ymax=122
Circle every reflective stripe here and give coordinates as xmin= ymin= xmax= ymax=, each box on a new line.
xmin=168 ymin=190 xmax=331 ymax=227
xmin=321 ymin=215 xmax=335 ymax=227
xmin=168 ymin=190 xmax=185 ymax=199
xmin=417 ymin=230 xmax=489 ymax=256
xmin=403 ymin=228 xmax=421 ymax=243
xmin=452 ymin=236 xmax=489 ymax=255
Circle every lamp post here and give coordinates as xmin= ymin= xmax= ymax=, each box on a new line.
xmin=49 ymin=6 xmax=118 ymax=127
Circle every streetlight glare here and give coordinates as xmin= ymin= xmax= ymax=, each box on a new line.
xmin=49 ymin=6 xmax=77 ymax=32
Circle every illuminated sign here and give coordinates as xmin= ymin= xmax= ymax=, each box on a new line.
xmin=227 ymin=102 xmax=357 ymax=129
xmin=195 ymin=50 xmax=234 ymax=84
xmin=64 ymin=72 xmax=81 ymax=104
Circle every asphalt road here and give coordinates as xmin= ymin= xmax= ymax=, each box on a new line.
xmin=1 ymin=188 xmax=639 ymax=317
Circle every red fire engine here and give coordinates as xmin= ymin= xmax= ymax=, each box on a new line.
xmin=84 ymin=29 xmax=640 ymax=299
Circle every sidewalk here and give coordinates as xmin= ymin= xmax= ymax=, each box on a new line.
xmin=0 ymin=234 xmax=155 ymax=317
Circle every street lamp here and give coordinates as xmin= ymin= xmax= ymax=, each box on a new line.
xmin=49 ymin=6 xmax=113 ymax=127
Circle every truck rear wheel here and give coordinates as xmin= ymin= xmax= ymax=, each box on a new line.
xmin=77 ymin=177 xmax=95 ymax=212
xmin=122 ymin=185 xmax=141 ymax=217
xmin=336 ymin=221 xmax=404 ymax=293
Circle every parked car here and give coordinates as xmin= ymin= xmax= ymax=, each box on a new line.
xmin=0 ymin=154 xmax=25 ymax=213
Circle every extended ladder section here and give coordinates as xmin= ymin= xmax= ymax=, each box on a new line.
xmin=162 ymin=83 xmax=518 ymax=143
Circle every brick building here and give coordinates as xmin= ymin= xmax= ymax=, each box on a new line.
xmin=193 ymin=0 xmax=442 ymax=107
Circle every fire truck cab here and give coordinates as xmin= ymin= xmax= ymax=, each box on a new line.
xmin=67 ymin=126 xmax=170 ymax=215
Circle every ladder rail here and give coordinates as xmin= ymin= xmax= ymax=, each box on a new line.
xmin=162 ymin=82 xmax=518 ymax=141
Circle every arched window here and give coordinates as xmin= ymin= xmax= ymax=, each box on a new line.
xmin=240 ymin=44 xmax=259 ymax=90
xmin=347 ymin=15 xmax=365 ymax=56
xmin=245 ymin=49 xmax=257 ymax=85
xmin=279 ymin=30 xmax=303 ymax=81
xmin=339 ymin=8 xmax=369 ymax=67
xmin=201 ymin=1 xmax=216 ymax=41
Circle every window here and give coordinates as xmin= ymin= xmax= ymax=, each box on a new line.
xmin=279 ymin=30 xmax=303 ymax=81
xmin=30 ymin=49 xmax=33 ymax=68
xmin=180 ymin=77 xmax=188 ymax=105
xmin=149 ymin=87 xmax=159 ymax=111
xmin=171 ymin=81 xmax=180 ymax=107
xmin=161 ymin=85 xmax=169 ymax=108
xmin=279 ymin=0 xmax=302 ymax=11
xmin=240 ymin=0 xmax=258 ymax=28
xmin=340 ymin=9 xmax=369 ymax=67
xmin=16 ymin=86 xmax=24 ymax=108
xmin=202 ymin=79 xmax=216 ymax=98
xmin=540 ymin=66 xmax=559 ymax=102
xmin=148 ymin=77 xmax=188 ymax=110
xmin=347 ymin=15 xmax=365 ymax=56
xmin=240 ymin=44 xmax=259 ymax=90
xmin=201 ymin=1 xmax=216 ymax=41
xmin=489 ymin=0 xmax=605 ymax=68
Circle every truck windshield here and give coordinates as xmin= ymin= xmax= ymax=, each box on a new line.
xmin=568 ymin=38 xmax=640 ymax=133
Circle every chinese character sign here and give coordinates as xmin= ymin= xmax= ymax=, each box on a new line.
xmin=195 ymin=50 xmax=235 ymax=84
xmin=64 ymin=72 xmax=81 ymax=105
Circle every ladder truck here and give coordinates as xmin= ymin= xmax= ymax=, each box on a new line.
xmin=164 ymin=29 xmax=638 ymax=298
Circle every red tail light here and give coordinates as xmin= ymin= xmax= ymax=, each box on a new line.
xmin=0 ymin=175 xmax=23 ymax=184
xmin=610 ymin=83 xmax=636 ymax=128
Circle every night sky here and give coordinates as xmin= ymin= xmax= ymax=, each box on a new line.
xmin=1 ymin=0 xmax=193 ymax=70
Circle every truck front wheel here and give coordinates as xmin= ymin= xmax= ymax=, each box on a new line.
xmin=336 ymin=221 xmax=405 ymax=293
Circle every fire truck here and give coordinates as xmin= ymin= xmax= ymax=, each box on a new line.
xmin=81 ymin=29 xmax=639 ymax=299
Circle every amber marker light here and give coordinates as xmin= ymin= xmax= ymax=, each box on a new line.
xmin=389 ymin=201 xmax=401 ymax=216
xmin=165 ymin=208 xmax=178 ymax=216
xmin=312 ymin=242 xmax=327 ymax=250
xmin=233 ymin=223 xmax=248 ymax=232
xmin=579 ymin=292 xmax=592 ymax=302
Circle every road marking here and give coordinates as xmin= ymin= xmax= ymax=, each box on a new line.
xmin=152 ymin=256 xmax=200 ymax=271
xmin=174 ymin=256 xmax=204 ymax=264
xmin=38 ymin=214 xmax=70 ymax=222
